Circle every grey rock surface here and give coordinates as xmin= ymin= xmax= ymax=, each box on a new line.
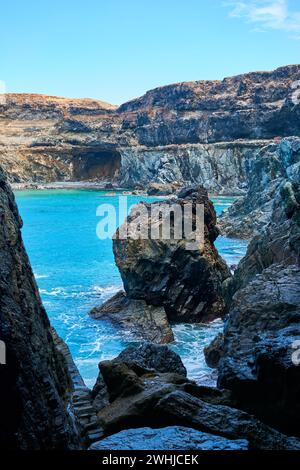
xmin=90 ymin=426 xmax=249 ymax=450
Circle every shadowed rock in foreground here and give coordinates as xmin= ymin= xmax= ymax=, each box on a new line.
xmin=0 ymin=168 xmax=79 ymax=449
xmin=91 ymin=343 xmax=300 ymax=450
xmin=1 ymin=66 xmax=300 ymax=195
xmin=90 ymin=426 xmax=249 ymax=451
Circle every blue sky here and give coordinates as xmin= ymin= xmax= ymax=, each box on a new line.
xmin=1 ymin=0 xmax=300 ymax=104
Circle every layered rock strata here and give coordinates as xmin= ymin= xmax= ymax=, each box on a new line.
xmin=1 ymin=65 xmax=299 ymax=194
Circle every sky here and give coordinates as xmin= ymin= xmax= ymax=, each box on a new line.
xmin=1 ymin=0 xmax=300 ymax=105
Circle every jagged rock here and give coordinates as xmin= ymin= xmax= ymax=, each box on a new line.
xmin=154 ymin=391 xmax=300 ymax=450
xmin=117 ymin=343 xmax=187 ymax=377
xmin=90 ymin=426 xmax=249 ymax=450
xmin=89 ymin=291 xmax=173 ymax=344
xmin=0 ymin=168 xmax=79 ymax=449
xmin=93 ymin=346 xmax=300 ymax=450
xmin=207 ymin=173 xmax=300 ymax=438
xmin=113 ymin=187 xmax=231 ymax=322
xmin=92 ymin=345 xmax=227 ymax=434
xmin=219 ymin=137 xmax=300 ymax=239
xmin=204 ymin=333 xmax=224 ymax=369
xmin=230 ymin=180 xmax=300 ymax=294
xmin=91 ymin=345 xmax=300 ymax=449
xmin=217 ymin=264 xmax=300 ymax=436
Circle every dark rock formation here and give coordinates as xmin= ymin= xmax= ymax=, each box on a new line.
xmin=218 ymin=264 xmax=300 ymax=436
xmin=91 ymin=344 xmax=300 ymax=450
xmin=1 ymin=66 xmax=300 ymax=194
xmin=154 ymin=391 xmax=300 ymax=450
xmin=113 ymin=187 xmax=231 ymax=322
xmin=207 ymin=177 xmax=300 ymax=437
xmin=52 ymin=330 xmax=104 ymax=445
xmin=116 ymin=343 xmax=187 ymax=377
xmin=119 ymin=65 xmax=300 ymax=146
xmin=89 ymin=290 xmax=174 ymax=344
xmin=204 ymin=333 xmax=224 ymax=369
xmin=90 ymin=426 xmax=249 ymax=450
xmin=219 ymin=137 xmax=300 ymax=239
xmin=230 ymin=179 xmax=300 ymax=294
xmin=0 ymin=168 xmax=79 ymax=449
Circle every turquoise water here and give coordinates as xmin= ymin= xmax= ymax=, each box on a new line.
xmin=15 ymin=190 xmax=248 ymax=387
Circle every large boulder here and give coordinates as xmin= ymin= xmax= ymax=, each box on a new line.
xmin=89 ymin=291 xmax=173 ymax=344
xmin=117 ymin=343 xmax=187 ymax=376
xmin=90 ymin=426 xmax=249 ymax=450
xmin=113 ymin=186 xmax=231 ymax=322
xmin=0 ymin=168 xmax=79 ymax=449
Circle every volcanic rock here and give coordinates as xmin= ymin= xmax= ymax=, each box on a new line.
xmin=89 ymin=291 xmax=173 ymax=344
xmin=113 ymin=186 xmax=231 ymax=322
xmin=0 ymin=167 xmax=79 ymax=449
xmin=219 ymin=137 xmax=300 ymax=239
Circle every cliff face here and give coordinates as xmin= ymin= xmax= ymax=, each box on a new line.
xmin=1 ymin=65 xmax=299 ymax=193
xmin=206 ymin=173 xmax=300 ymax=436
xmin=0 ymin=167 xmax=79 ymax=449
xmin=219 ymin=137 xmax=300 ymax=238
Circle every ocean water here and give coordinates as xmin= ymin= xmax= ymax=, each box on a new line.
xmin=15 ymin=190 xmax=248 ymax=387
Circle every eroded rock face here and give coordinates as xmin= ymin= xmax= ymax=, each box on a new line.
xmin=154 ymin=391 xmax=300 ymax=450
xmin=89 ymin=291 xmax=174 ymax=344
xmin=113 ymin=187 xmax=231 ymax=323
xmin=230 ymin=179 xmax=300 ymax=294
xmin=0 ymin=169 xmax=79 ymax=449
xmin=90 ymin=426 xmax=249 ymax=451
xmin=219 ymin=137 xmax=300 ymax=239
xmin=1 ymin=66 xmax=299 ymax=194
xmin=207 ymin=180 xmax=300 ymax=437
xmin=217 ymin=265 xmax=300 ymax=436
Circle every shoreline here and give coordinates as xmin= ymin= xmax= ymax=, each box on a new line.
xmin=11 ymin=181 xmax=242 ymax=199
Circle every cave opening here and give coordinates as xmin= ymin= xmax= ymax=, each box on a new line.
xmin=72 ymin=148 xmax=121 ymax=182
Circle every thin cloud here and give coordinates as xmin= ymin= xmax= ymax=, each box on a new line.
xmin=224 ymin=0 xmax=300 ymax=38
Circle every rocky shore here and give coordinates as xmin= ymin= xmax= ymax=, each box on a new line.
xmin=1 ymin=65 xmax=300 ymax=450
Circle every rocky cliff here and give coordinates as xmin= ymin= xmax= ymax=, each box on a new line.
xmin=1 ymin=65 xmax=299 ymax=193
xmin=0 ymin=167 xmax=79 ymax=449
xmin=219 ymin=137 xmax=300 ymax=238
xmin=206 ymin=173 xmax=300 ymax=436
